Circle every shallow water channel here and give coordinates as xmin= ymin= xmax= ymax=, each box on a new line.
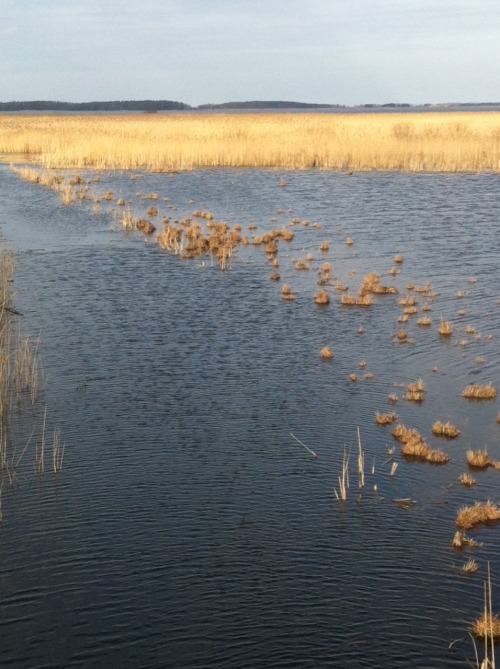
xmin=0 ymin=165 xmax=499 ymax=668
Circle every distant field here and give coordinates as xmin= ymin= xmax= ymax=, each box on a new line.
xmin=1 ymin=112 xmax=500 ymax=171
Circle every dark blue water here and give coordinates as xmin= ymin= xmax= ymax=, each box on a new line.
xmin=0 ymin=166 xmax=499 ymax=668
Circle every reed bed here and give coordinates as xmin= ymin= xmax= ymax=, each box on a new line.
xmin=2 ymin=112 xmax=500 ymax=171
xmin=432 ymin=421 xmax=460 ymax=438
xmin=375 ymin=411 xmax=398 ymax=425
xmin=459 ymin=472 xmax=477 ymax=487
xmin=462 ymin=558 xmax=479 ymax=574
xmin=462 ymin=383 xmax=497 ymax=400
xmin=456 ymin=501 xmax=500 ymax=530
xmin=452 ymin=531 xmax=482 ymax=548
xmin=392 ymin=423 xmax=449 ymax=464
xmin=341 ymin=294 xmax=373 ymax=307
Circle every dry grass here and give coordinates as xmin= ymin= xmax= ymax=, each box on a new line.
xmin=3 ymin=112 xmax=500 ymax=171
xmin=417 ymin=316 xmax=432 ymax=326
xmin=359 ymin=271 xmax=397 ymax=296
xmin=375 ymin=411 xmax=398 ymax=425
xmin=456 ymin=501 xmax=500 ymax=530
xmin=320 ymin=346 xmax=334 ymax=359
xmin=462 ymin=558 xmax=479 ymax=574
xmin=466 ymin=449 xmax=500 ymax=471
xmin=392 ymin=423 xmax=449 ymax=464
xmin=452 ymin=531 xmax=482 ymax=548
xmin=432 ymin=421 xmax=460 ymax=438
xmin=341 ymin=294 xmax=373 ymax=307
xmin=472 ymin=611 xmax=500 ymax=640
xmin=451 ymin=530 xmax=483 ymax=549
xmin=404 ymin=379 xmax=426 ymax=402
xmin=459 ymin=472 xmax=477 ymax=487
xmin=462 ymin=384 xmax=497 ymax=400
xmin=314 ymin=290 xmax=330 ymax=305
xmin=438 ymin=320 xmax=453 ymax=336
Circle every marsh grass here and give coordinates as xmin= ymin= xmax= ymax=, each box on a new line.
xmin=456 ymin=501 xmax=500 ymax=531
xmin=375 ymin=411 xmax=398 ymax=425
xmin=4 ymin=112 xmax=500 ymax=172
xmin=452 ymin=531 xmax=482 ymax=549
xmin=462 ymin=384 xmax=497 ymax=400
xmin=470 ymin=564 xmax=499 ymax=669
xmin=392 ymin=423 xmax=449 ymax=464
xmin=432 ymin=421 xmax=460 ymax=438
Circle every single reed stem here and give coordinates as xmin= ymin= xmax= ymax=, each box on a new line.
xmin=357 ymin=427 xmax=365 ymax=488
xmin=289 ymin=432 xmax=317 ymax=458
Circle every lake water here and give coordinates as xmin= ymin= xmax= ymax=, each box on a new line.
xmin=0 ymin=165 xmax=499 ymax=668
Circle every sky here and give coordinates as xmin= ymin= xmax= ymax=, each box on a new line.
xmin=1 ymin=0 xmax=499 ymax=106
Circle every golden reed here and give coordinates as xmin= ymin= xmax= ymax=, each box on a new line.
xmin=1 ymin=112 xmax=500 ymax=171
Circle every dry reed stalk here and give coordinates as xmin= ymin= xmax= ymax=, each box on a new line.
xmin=335 ymin=282 xmax=348 ymax=292
xmin=403 ymin=306 xmax=418 ymax=315
xmin=15 ymin=335 xmax=40 ymax=403
xmin=394 ymin=254 xmax=404 ymax=264
xmin=349 ymin=374 xmax=358 ymax=382
xmin=462 ymin=384 xmax=497 ymax=400
xmin=417 ymin=316 xmax=432 ymax=326
xmin=320 ymin=346 xmax=334 ymax=359
xmin=122 ymin=207 xmax=136 ymax=231
xmin=346 ymin=238 xmax=354 ymax=246
xmin=390 ymin=461 xmax=398 ymax=476
xmin=432 ymin=421 xmax=460 ymax=438
xmin=319 ymin=241 xmax=330 ymax=252
xmin=471 ymin=562 xmax=500 ymax=669
xmin=388 ymin=393 xmax=398 ymax=403
xmin=357 ymin=427 xmax=365 ymax=489
xmin=35 ymin=406 xmax=47 ymax=475
xmin=456 ymin=501 xmax=500 ymax=530
xmin=314 ymin=290 xmax=330 ymax=305
xmin=338 ymin=448 xmax=350 ymax=501
xmin=52 ymin=427 xmax=65 ymax=473
xmin=452 ymin=531 xmax=482 ymax=548
xmin=289 ymin=432 xmax=317 ymax=458
xmin=375 ymin=412 xmax=398 ymax=425
xmin=270 ymin=272 xmax=280 ymax=281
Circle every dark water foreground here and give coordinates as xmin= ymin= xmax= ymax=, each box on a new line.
xmin=0 ymin=166 xmax=499 ymax=668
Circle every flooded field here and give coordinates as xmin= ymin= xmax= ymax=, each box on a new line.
xmin=0 ymin=164 xmax=499 ymax=668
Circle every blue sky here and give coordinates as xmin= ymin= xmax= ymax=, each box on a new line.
xmin=1 ymin=0 xmax=499 ymax=105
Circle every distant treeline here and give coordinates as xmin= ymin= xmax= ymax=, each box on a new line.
xmin=197 ymin=101 xmax=345 ymax=109
xmin=0 ymin=100 xmax=191 ymax=111
xmin=1 ymin=100 xmax=500 ymax=112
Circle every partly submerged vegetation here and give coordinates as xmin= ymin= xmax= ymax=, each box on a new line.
xmin=1 ymin=112 xmax=500 ymax=171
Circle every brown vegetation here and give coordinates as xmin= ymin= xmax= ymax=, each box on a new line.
xmin=432 ymin=421 xmax=460 ymax=438
xmin=462 ymin=383 xmax=497 ymax=400
xmin=456 ymin=500 xmax=500 ymax=530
